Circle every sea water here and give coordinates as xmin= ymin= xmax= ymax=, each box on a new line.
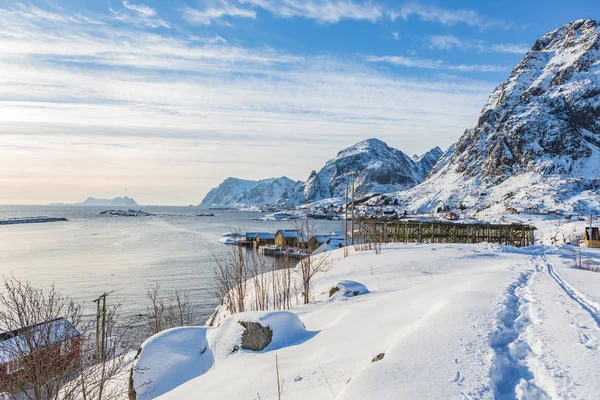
xmin=0 ymin=205 xmax=343 ymax=339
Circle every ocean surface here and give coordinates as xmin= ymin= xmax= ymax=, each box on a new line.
xmin=0 ymin=205 xmax=343 ymax=341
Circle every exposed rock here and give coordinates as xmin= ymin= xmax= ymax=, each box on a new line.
xmin=392 ymin=19 xmax=600 ymax=213
xmin=329 ymin=280 xmax=370 ymax=298
xmin=372 ymin=353 xmax=385 ymax=363
xmin=239 ymin=321 xmax=273 ymax=352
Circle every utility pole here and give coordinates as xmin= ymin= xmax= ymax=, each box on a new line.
xmin=93 ymin=291 xmax=113 ymax=361
xmin=350 ymin=171 xmax=356 ymax=245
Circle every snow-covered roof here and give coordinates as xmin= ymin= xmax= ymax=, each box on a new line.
xmin=255 ymin=233 xmax=275 ymax=240
xmin=0 ymin=317 xmax=80 ymax=363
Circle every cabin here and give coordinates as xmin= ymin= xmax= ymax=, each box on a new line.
xmin=584 ymin=227 xmax=600 ymax=248
xmin=307 ymin=235 xmax=331 ymax=250
xmin=0 ymin=318 xmax=81 ymax=390
xmin=444 ymin=212 xmax=459 ymax=221
xmin=274 ymin=230 xmax=308 ymax=248
xmin=254 ymin=233 xmax=275 ymax=246
xmin=312 ymin=242 xmax=333 ymax=256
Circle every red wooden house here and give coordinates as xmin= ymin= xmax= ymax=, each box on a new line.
xmin=0 ymin=317 xmax=81 ymax=391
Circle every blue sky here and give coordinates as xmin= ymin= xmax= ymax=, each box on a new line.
xmin=0 ymin=0 xmax=598 ymax=204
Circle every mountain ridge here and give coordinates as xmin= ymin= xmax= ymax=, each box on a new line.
xmin=200 ymin=139 xmax=443 ymax=207
xmin=389 ymin=19 xmax=600 ymax=214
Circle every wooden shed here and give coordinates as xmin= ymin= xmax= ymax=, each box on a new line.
xmin=274 ymin=230 xmax=308 ymax=248
xmin=584 ymin=227 xmax=600 ymax=248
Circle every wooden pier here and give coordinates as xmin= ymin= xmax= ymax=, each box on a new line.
xmin=357 ymin=220 xmax=536 ymax=247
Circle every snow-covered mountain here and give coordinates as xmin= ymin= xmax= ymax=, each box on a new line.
xmin=280 ymin=139 xmax=442 ymax=206
xmin=200 ymin=177 xmax=302 ymax=208
xmin=392 ymin=19 xmax=600 ymax=214
xmin=201 ymin=139 xmax=442 ymax=208
xmin=74 ymin=196 xmax=138 ymax=206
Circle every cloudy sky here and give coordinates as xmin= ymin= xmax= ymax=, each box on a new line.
xmin=0 ymin=0 xmax=597 ymax=205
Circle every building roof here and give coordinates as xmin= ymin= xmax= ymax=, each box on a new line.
xmin=311 ymin=235 xmax=331 ymax=244
xmin=0 ymin=317 xmax=80 ymax=363
xmin=255 ymin=233 xmax=275 ymax=240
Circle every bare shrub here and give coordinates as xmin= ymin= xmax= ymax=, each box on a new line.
xmin=0 ymin=277 xmax=137 ymax=400
xmin=145 ymin=283 xmax=196 ymax=336
xmin=211 ymin=245 xmax=250 ymax=315
xmin=290 ymin=219 xmax=332 ymax=304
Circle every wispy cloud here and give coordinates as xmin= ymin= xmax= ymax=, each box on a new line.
xmin=122 ymin=0 xmax=156 ymax=17
xmin=366 ymin=55 xmax=507 ymax=73
xmin=186 ymin=0 xmax=509 ymax=28
xmin=110 ymin=1 xmax=169 ymax=28
xmin=0 ymin=2 xmax=503 ymax=204
xmin=390 ymin=2 xmax=510 ymax=30
xmin=427 ymin=35 xmax=530 ymax=55
xmin=183 ymin=3 xmax=256 ymax=25
xmin=239 ymin=0 xmax=384 ymax=23
xmin=188 ymin=34 xmax=229 ymax=45
xmin=491 ymin=43 xmax=531 ymax=54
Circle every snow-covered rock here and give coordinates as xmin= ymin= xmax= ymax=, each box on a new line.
xmin=131 ymin=311 xmax=314 ymax=399
xmin=328 ymin=280 xmax=370 ymax=298
xmin=392 ymin=19 xmax=600 ymax=214
xmin=199 ymin=177 xmax=302 ymax=208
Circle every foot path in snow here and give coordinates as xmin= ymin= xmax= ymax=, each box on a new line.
xmin=488 ymin=267 xmax=549 ymax=399
xmin=489 ymin=252 xmax=600 ymax=399
xmin=544 ymin=254 xmax=600 ymax=327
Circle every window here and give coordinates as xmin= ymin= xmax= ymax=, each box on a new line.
xmin=6 ymin=359 xmax=23 ymax=375
xmin=60 ymin=340 xmax=73 ymax=356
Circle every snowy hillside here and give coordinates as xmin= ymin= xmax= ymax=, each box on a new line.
xmin=130 ymin=230 xmax=600 ymax=399
xmin=391 ymin=19 xmax=600 ymax=214
xmin=199 ymin=177 xmax=301 ymax=208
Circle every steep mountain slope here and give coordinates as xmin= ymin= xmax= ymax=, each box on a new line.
xmin=281 ymin=139 xmax=442 ymax=205
xmin=393 ymin=19 xmax=600 ymax=214
xmin=200 ymin=177 xmax=301 ymax=207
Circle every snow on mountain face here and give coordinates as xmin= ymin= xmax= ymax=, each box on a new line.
xmin=282 ymin=139 xmax=442 ymax=205
xmin=200 ymin=177 xmax=301 ymax=207
xmin=202 ymin=139 xmax=442 ymax=208
xmin=394 ymin=20 xmax=600 ymax=214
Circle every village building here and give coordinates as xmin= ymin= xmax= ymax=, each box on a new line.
xmin=254 ymin=233 xmax=276 ymax=246
xmin=274 ymin=230 xmax=308 ymax=248
xmin=0 ymin=317 xmax=81 ymax=390
xmin=584 ymin=227 xmax=600 ymax=248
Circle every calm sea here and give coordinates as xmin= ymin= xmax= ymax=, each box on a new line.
xmin=0 ymin=205 xmax=343 ymax=339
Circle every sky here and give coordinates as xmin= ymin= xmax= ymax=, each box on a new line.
xmin=0 ymin=0 xmax=598 ymax=205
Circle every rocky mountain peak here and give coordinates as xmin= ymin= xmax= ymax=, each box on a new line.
xmin=439 ymin=19 xmax=600 ymax=185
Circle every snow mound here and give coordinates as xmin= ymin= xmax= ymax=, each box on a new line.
xmin=329 ymin=280 xmax=370 ymax=298
xmin=133 ymin=327 xmax=214 ymax=400
xmin=218 ymin=311 xmax=315 ymax=353
xmin=132 ymin=311 xmax=316 ymax=399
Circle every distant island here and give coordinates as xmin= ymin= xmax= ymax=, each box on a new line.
xmin=50 ymin=196 xmax=139 ymax=206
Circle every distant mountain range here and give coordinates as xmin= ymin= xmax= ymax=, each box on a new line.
xmin=203 ymin=19 xmax=600 ymax=213
xmin=51 ymin=196 xmax=139 ymax=206
xmin=392 ymin=19 xmax=600 ymax=214
xmin=200 ymin=177 xmax=301 ymax=208
xmin=200 ymin=139 xmax=443 ymax=208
